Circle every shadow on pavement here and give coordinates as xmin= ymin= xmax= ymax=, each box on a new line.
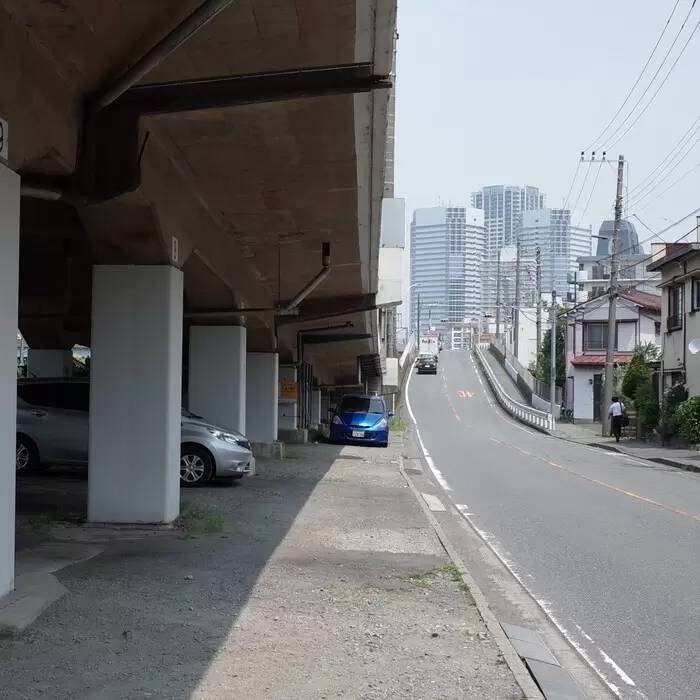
xmin=4 ymin=443 xmax=343 ymax=700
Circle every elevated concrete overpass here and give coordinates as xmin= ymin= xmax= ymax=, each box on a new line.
xmin=0 ymin=0 xmax=398 ymax=599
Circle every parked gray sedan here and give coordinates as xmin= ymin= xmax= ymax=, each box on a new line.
xmin=15 ymin=378 xmax=253 ymax=487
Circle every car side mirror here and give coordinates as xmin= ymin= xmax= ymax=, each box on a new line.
xmin=388 ymin=411 xmax=395 ymax=417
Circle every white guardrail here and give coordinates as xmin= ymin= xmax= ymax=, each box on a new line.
xmin=473 ymin=344 xmax=555 ymax=432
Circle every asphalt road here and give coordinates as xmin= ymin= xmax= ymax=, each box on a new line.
xmin=406 ymin=350 xmax=700 ymax=700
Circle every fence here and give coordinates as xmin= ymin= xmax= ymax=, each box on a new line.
xmin=474 ymin=344 xmax=555 ymax=432
xmin=491 ymin=339 xmax=562 ymax=410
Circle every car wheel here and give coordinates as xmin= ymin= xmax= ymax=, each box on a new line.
xmin=16 ymin=435 xmax=44 ymax=473
xmin=180 ymin=444 xmax=214 ymax=488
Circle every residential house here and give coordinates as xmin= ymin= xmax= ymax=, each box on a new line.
xmin=647 ymin=242 xmax=700 ymax=394
xmin=564 ymin=291 xmax=661 ymax=421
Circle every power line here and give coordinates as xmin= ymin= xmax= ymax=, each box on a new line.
xmin=625 ymin=111 xmax=700 ymax=199
xmin=585 ymin=0 xmax=684 ymax=152
xmin=604 ymin=11 xmax=700 ymax=150
xmin=632 ymin=161 xmax=700 ymax=212
xmin=627 ymin=127 xmax=700 ymax=208
xmin=575 ymin=161 xmax=605 ymax=230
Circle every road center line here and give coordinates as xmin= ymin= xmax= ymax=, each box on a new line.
xmin=489 ymin=436 xmax=700 ymax=524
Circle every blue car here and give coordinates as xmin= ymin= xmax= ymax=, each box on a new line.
xmin=329 ymin=394 xmax=392 ymax=448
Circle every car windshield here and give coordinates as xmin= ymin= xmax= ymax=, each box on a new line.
xmin=419 ymin=354 xmax=434 ymax=359
xmin=338 ymin=396 xmax=385 ymax=414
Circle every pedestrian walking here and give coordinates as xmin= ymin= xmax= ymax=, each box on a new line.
xmin=608 ymin=395 xmax=626 ymax=443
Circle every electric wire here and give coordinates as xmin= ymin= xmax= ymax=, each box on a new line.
xmin=585 ymin=0 xmax=684 ymax=152
xmin=604 ymin=9 xmax=700 ymax=150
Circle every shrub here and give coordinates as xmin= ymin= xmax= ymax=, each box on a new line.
xmin=658 ymin=383 xmax=689 ymax=442
xmin=621 ymin=354 xmax=651 ymax=401
xmin=634 ymin=381 xmax=659 ymax=436
xmin=675 ymin=396 xmax=700 ymax=445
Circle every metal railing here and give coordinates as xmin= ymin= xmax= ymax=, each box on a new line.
xmin=474 ymin=344 xmax=555 ymax=432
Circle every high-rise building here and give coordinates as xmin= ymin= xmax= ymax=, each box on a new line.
xmin=519 ymin=209 xmax=591 ymax=297
xmin=594 ymin=219 xmax=642 ymax=256
xmin=410 ymin=206 xmax=485 ymax=341
xmin=471 ymin=185 xmax=545 ymax=317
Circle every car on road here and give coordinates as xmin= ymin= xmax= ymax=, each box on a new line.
xmin=415 ymin=353 xmax=438 ymax=374
xmin=15 ymin=377 xmax=253 ymax=487
xmin=329 ymin=393 xmax=392 ymax=447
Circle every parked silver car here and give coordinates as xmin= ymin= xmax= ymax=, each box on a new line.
xmin=15 ymin=378 xmax=253 ymax=487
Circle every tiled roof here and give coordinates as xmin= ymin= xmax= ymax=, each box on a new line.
xmin=570 ymin=354 xmax=634 ymax=367
xmin=618 ymin=290 xmax=661 ymax=311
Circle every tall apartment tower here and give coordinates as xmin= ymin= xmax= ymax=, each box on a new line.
xmin=520 ymin=209 xmax=592 ymax=296
xmin=409 ymin=206 xmax=486 ymax=339
xmin=471 ymin=185 xmax=545 ymax=317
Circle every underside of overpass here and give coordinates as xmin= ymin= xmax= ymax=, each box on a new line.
xmin=0 ymin=0 xmax=398 ymax=598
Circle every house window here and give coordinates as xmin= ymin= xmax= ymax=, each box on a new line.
xmin=654 ymin=321 xmax=661 ymax=337
xmin=693 ymin=279 xmax=700 ymax=311
xmin=584 ymin=323 xmax=609 ymax=351
xmin=667 ymin=285 xmax=683 ymax=331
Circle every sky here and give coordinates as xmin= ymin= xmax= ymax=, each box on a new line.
xmin=394 ymin=0 xmax=700 ymax=251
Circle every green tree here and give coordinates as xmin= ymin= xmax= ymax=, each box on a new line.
xmin=534 ymin=315 xmax=566 ymax=387
xmin=632 ymin=341 xmax=660 ymax=363
xmin=621 ymin=353 xmax=651 ymax=400
xmin=634 ymin=380 xmax=660 ymax=436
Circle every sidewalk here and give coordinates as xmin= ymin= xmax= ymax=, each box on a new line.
xmin=552 ymin=421 xmax=700 ymax=472
xmin=1 ymin=439 xmax=525 ymax=700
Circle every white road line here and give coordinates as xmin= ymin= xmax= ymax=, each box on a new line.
xmin=405 ymin=367 xmax=453 ymax=492
xmin=600 ymin=650 xmax=637 ymax=687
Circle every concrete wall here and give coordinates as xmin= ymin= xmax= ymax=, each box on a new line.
xmin=246 ymin=352 xmax=279 ymax=442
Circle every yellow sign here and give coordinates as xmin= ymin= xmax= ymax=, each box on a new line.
xmin=280 ymin=380 xmax=298 ymax=401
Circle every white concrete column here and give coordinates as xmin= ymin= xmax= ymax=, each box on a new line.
xmin=0 ymin=165 xmax=20 ymax=597
xmin=278 ymin=365 xmax=298 ymax=430
xmin=310 ymin=388 xmax=321 ymax=426
xmin=27 ymin=349 xmax=73 ymax=377
xmin=189 ymin=326 xmax=246 ymax=434
xmin=246 ymin=352 xmax=278 ymax=442
xmin=88 ymin=265 xmax=183 ymax=524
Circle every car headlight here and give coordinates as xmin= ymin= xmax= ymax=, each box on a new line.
xmin=332 ymin=415 xmax=343 ymax=425
xmin=375 ymin=418 xmax=388 ymax=428
xmin=206 ymin=428 xmax=241 ymax=444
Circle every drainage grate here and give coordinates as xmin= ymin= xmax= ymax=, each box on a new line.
xmin=500 ymin=622 xmax=587 ymax=700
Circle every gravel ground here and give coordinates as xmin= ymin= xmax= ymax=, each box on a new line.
xmin=2 ymin=438 xmax=523 ymax=700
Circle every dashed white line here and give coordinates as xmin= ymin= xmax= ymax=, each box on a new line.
xmin=600 ymin=649 xmax=637 ymax=687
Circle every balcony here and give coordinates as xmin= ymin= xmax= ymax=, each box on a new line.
xmin=667 ymin=314 xmax=683 ymax=332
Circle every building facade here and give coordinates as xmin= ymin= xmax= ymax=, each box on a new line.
xmin=519 ymin=209 xmax=591 ymax=299
xmin=471 ymin=185 xmax=545 ymax=317
xmin=410 ymin=206 xmax=486 ymax=339
xmin=647 ymin=241 xmax=700 ymax=395
xmin=564 ymin=291 xmax=661 ymax=421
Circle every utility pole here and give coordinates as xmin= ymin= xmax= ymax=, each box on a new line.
xmin=495 ymin=248 xmax=502 ymax=341
xmin=535 ymin=246 xmax=542 ymax=378
xmin=602 ymin=154 xmax=626 ymax=436
xmin=550 ymin=289 xmax=557 ymax=415
xmin=416 ymin=292 xmax=421 ymax=348
xmin=514 ymin=241 xmax=521 ymax=359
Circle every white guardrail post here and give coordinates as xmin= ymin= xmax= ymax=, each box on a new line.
xmin=473 ymin=345 xmax=555 ymax=432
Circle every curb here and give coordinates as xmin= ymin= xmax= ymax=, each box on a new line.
xmin=549 ymin=434 xmax=700 ymax=474
xmin=398 ymin=448 xmax=544 ymax=700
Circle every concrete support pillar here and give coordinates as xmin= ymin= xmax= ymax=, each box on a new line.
xmin=189 ymin=326 xmax=246 ymax=434
xmin=278 ymin=365 xmax=298 ymax=431
xmin=310 ymin=388 xmax=321 ymax=426
xmin=27 ymin=349 xmax=73 ymax=377
xmin=88 ymin=265 xmax=183 ymax=524
xmin=0 ymin=165 xmax=20 ymax=597
xmin=245 ymin=352 xmax=278 ymax=442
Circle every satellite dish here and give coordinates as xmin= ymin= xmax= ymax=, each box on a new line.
xmin=689 ymin=339 xmax=700 ymax=355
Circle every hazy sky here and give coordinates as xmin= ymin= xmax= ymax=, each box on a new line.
xmin=394 ymin=0 xmax=700 ymax=249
